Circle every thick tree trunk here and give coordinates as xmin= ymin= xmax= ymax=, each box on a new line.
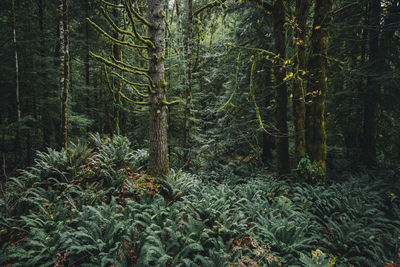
xmin=183 ymin=0 xmax=193 ymax=166
xmin=59 ymin=0 xmax=69 ymax=149
xmin=305 ymin=0 xmax=333 ymax=182
xmin=362 ymin=0 xmax=380 ymax=167
xmin=292 ymin=0 xmax=310 ymax=165
xmin=272 ymin=0 xmax=290 ymax=175
xmin=147 ymin=0 xmax=169 ymax=177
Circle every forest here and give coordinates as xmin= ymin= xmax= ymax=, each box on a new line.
xmin=0 ymin=0 xmax=400 ymax=266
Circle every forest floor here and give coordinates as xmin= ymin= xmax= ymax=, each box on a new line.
xmin=0 ymin=135 xmax=399 ymax=266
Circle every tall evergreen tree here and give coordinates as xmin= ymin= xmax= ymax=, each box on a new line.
xmin=305 ymin=0 xmax=333 ymax=181
xmin=272 ymin=0 xmax=290 ymax=175
xmin=183 ymin=0 xmax=193 ymax=166
xmin=147 ymin=0 xmax=170 ymax=176
xmin=59 ymin=0 xmax=70 ymax=149
xmin=292 ymin=0 xmax=310 ymax=165
xmin=362 ymin=0 xmax=380 ymax=167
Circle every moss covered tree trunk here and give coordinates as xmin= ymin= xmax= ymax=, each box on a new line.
xmin=292 ymin=0 xmax=310 ymax=165
xmin=59 ymin=0 xmax=69 ymax=149
xmin=362 ymin=0 xmax=380 ymax=167
xmin=305 ymin=0 xmax=333 ymax=181
xmin=272 ymin=0 xmax=290 ymax=175
xmin=147 ymin=0 xmax=169 ymax=177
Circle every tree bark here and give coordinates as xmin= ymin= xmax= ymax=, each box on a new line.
xmin=292 ymin=0 xmax=310 ymax=165
xmin=112 ymin=2 xmax=123 ymax=136
xmin=272 ymin=0 xmax=290 ymax=175
xmin=183 ymin=0 xmax=193 ymax=166
xmin=11 ymin=0 xmax=21 ymax=122
xmin=305 ymin=0 xmax=333 ymax=181
xmin=147 ymin=0 xmax=169 ymax=176
xmin=85 ymin=0 xmax=91 ymax=120
xmin=262 ymin=66 xmax=274 ymax=164
xmin=176 ymin=0 xmax=183 ymax=55
xmin=362 ymin=0 xmax=380 ymax=167
xmin=59 ymin=0 xmax=69 ymax=149
xmin=38 ymin=0 xmax=52 ymax=148
xmin=11 ymin=0 xmax=22 ymax=165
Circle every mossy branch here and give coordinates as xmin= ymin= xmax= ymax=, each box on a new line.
xmin=249 ymin=58 xmax=267 ymax=133
xmin=100 ymin=7 xmax=140 ymax=41
xmin=87 ymin=18 xmax=146 ymax=49
xmin=218 ymin=52 xmax=241 ymax=112
xmin=122 ymin=0 xmax=154 ymax=29
xmin=162 ymin=99 xmax=182 ymax=106
xmin=122 ymin=3 xmax=156 ymax=49
xmin=194 ymin=0 xmax=227 ymax=16
xmin=119 ymin=90 xmax=149 ymax=105
xmin=165 ymin=64 xmax=179 ymax=72
xmin=111 ymin=71 xmax=150 ymax=89
xmin=111 ymin=71 xmax=150 ymax=98
xmin=103 ymin=65 xmax=116 ymax=101
xmin=100 ymin=0 xmax=124 ymax=8
xmin=110 ymin=55 xmax=148 ymax=73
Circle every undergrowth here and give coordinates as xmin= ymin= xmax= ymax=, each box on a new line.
xmin=0 ymin=134 xmax=399 ymax=266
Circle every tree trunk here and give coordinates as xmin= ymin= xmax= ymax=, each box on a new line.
xmin=11 ymin=0 xmax=22 ymax=165
xmin=38 ymin=0 xmax=52 ymax=148
xmin=362 ymin=0 xmax=380 ymax=167
xmin=103 ymin=78 xmax=113 ymax=135
xmin=11 ymin=0 xmax=21 ymax=122
xmin=176 ymin=0 xmax=183 ymax=55
xmin=305 ymin=0 xmax=333 ymax=182
xmin=59 ymin=0 xmax=69 ymax=149
xmin=262 ymin=64 xmax=273 ymax=164
xmin=112 ymin=5 xmax=122 ymax=136
xmin=85 ymin=0 xmax=91 ymax=119
xmin=292 ymin=0 xmax=310 ymax=165
xmin=147 ymin=0 xmax=169 ymax=177
xmin=183 ymin=0 xmax=193 ymax=166
xmin=272 ymin=0 xmax=290 ymax=175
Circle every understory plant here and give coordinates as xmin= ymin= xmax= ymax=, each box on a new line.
xmin=0 ymin=134 xmax=399 ymax=266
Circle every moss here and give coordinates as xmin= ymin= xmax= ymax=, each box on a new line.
xmin=156 ymin=10 xmax=166 ymax=19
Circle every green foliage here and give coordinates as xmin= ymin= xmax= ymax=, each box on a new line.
xmin=1 ymin=137 xmax=399 ymax=266
xmin=296 ymin=155 xmax=326 ymax=183
xmin=300 ymin=249 xmax=336 ymax=267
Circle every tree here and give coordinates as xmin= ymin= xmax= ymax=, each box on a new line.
xmin=305 ymin=0 xmax=333 ymax=181
xmin=11 ymin=0 xmax=20 ymax=122
xmin=183 ymin=0 xmax=193 ymax=165
xmin=147 ymin=0 xmax=169 ymax=176
xmin=272 ymin=0 xmax=290 ymax=175
xmin=59 ymin=0 xmax=70 ymax=149
xmin=362 ymin=0 xmax=380 ymax=167
xmin=88 ymin=0 xmax=170 ymax=177
xmin=292 ymin=0 xmax=310 ymax=164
